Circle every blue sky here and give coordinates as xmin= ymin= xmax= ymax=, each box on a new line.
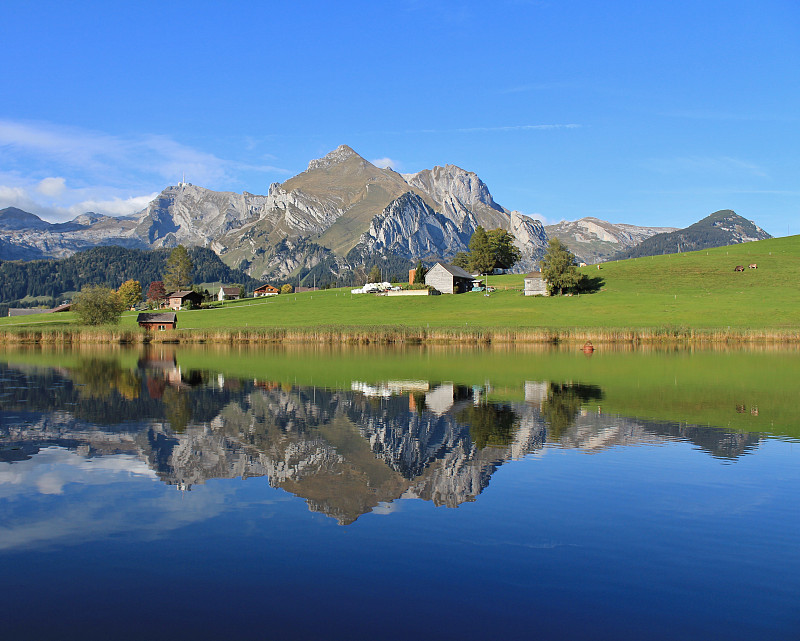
xmin=1 ymin=0 xmax=798 ymax=235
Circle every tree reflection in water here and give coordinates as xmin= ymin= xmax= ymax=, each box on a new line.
xmin=541 ymin=382 xmax=604 ymax=439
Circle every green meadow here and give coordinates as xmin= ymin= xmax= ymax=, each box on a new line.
xmin=1 ymin=235 xmax=798 ymax=341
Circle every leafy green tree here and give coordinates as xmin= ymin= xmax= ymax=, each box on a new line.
xmin=281 ymin=284 xmax=293 ymax=294
xmin=452 ymin=252 xmax=471 ymax=270
xmin=367 ymin=265 xmax=382 ymax=283
xmin=540 ymin=238 xmax=581 ymax=295
xmin=458 ymin=402 xmax=519 ymax=449
xmin=117 ymin=279 xmax=142 ymax=309
xmin=488 ymin=229 xmax=521 ymax=269
xmin=164 ymin=245 xmax=193 ymax=292
xmin=72 ymin=285 xmax=125 ymax=326
xmin=412 ymin=260 xmax=427 ymax=284
xmin=468 ymin=226 xmax=494 ymax=274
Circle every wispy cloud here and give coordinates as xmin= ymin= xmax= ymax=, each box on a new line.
xmin=370 ymin=157 xmax=402 ymax=170
xmin=0 ymin=172 xmax=159 ymax=222
xmin=0 ymin=119 xmax=290 ymax=221
xmin=413 ymin=123 xmax=581 ymax=134
xmin=0 ymin=120 xmax=289 ymax=185
xmin=659 ymin=109 xmax=795 ymax=123
xmin=645 ymin=155 xmax=768 ymax=178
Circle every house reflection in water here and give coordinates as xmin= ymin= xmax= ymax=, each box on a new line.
xmin=0 ymin=359 xmax=766 ymax=525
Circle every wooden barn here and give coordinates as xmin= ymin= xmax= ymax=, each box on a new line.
xmin=167 ymin=291 xmax=202 ymax=310
xmin=425 ymin=262 xmax=474 ymax=294
xmin=524 ymin=272 xmax=550 ymax=296
xmin=137 ymin=312 xmax=178 ymax=331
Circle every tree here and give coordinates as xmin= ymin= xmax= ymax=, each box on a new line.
xmin=540 ymin=238 xmax=581 ymax=295
xmin=488 ymin=229 xmax=521 ymax=270
xmin=117 ymin=279 xmax=142 ymax=309
xmin=412 ymin=260 xmax=427 ymax=284
xmin=281 ymin=284 xmax=293 ymax=294
xmin=72 ymin=285 xmax=125 ymax=326
xmin=468 ymin=226 xmax=494 ymax=274
xmin=367 ymin=265 xmax=382 ymax=283
xmin=146 ymin=280 xmax=166 ymax=305
xmin=164 ymin=245 xmax=193 ymax=292
xmin=452 ymin=252 xmax=471 ymax=270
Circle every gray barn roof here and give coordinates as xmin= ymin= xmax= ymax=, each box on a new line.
xmin=137 ymin=312 xmax=177 ymax=323
xmin=434 ymin=262 xmax=474 ymax=279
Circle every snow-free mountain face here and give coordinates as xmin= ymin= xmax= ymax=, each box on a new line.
xmin=0 ymin=207 xmax=144 ymax=260
xmin=0 ymin=147 xmax=772 ymax=279
xmin=135 ymin=144 xmax=548 ymax=279
xmin=544 ymin=217 xmax=678 ymax=264
xmin=613 ymin=210 xmax=772 ymax=260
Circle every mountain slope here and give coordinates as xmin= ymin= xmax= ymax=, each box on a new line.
xmin=211 ymin=145 xmax=548 ymax=278
xmin=613 ymin=210 xmax=771 ymax=260
xmin=545 ymin=217 xmax=678 ymax=264
xmin=0 ymin=207 xmax=144 ymax=260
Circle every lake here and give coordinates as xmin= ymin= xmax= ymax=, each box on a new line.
xmin=1 ymin=344 xmax=798 ymax=640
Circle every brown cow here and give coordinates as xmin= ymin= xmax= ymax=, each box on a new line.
xmin=749 ymin=263 xmax=758 ymax=269
xmin=734 ymin=265 xmax=745 ymax=272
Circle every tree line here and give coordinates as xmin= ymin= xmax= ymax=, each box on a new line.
xmin=0 ymin=245 xmax=259 ymax=310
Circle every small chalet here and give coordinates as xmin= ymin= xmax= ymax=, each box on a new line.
xmin=254 ymin=284 xmax=279 ymax=297
xmin=524 ymin=272 xmax=549 ymax=296
xmin=137 ymin=312 xmax=178 ymax=331
xmin=425 ymin=262 xmax=474 ymax=294
xmin=218 ymin=286 xmax=241 ymax=301
xmin=167 ymin=290 xmax=202 ymax=310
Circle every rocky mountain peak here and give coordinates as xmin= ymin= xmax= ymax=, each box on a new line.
xmin=306 ymin=144 xmax=363 ymax=171
xmin=0 ymin=206 xmax=51 ymax=231
xmin=403 ymin=164 xmax=502 ymax=214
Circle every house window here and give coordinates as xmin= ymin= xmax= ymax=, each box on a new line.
xmin=158 ymin=325 xmax=166 ymax=331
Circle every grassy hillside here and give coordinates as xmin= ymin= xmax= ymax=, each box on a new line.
xmin=2 ymin=235 xmax=798 ymax=337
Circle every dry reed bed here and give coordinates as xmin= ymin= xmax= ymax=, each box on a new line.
xmin=1 ymin=326 xmax=799 ymax=345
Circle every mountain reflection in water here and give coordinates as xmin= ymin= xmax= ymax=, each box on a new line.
xmin=0 ymin=351 xmax=763 ymax=524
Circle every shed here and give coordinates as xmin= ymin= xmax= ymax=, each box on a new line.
xmin=254 ymin=284 xmax=279 ymax=297
xmin=137 ymin=312 xmax=178 ymax=331
xmin=218 ymin=286 xmax=241 ymax=301
xmin=167 ymin=290 xmax=202 ymax=310
xmin=425 ymin=262 xmax=474 ymax=294
xmin=524 ymin=272 xmax=549 ymax=296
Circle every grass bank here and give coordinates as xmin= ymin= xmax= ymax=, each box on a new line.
xmin=2 ymin=235 xmax=798 ymax=343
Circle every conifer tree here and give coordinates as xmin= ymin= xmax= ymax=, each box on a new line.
xmin=164 ymin=245 xmax=193 ymax=292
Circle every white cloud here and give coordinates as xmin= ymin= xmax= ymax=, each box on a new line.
xmin=67 ymin=193 xmax=158 ymax=218
xmin=0 ymin=119 xmax=290 ymax=221
xmin=0 ymin=174 xmax=157 ymax=222
xmin=370 ymin=157 xmax=401 ymax=170
xmin=36 ymin=176 xmax=66 ymax=198
xmin=526 ymin=212 xmax=550 ymax=225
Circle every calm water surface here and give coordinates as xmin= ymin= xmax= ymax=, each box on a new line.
xmin=0 ymin=345 xmax=798 ymax=640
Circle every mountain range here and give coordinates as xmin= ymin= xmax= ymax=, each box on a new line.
xmin=0 ymin=145 xmax=772 ymax=280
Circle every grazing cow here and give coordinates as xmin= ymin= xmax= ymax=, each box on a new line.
xmin=749 ymin=263 xmax=758 ymax=269
xmin=734 ymin=265 xmax=745 ymax=272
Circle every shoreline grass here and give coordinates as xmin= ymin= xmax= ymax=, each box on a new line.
xmin=1 ymin=324 xmax=799 ymax=345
